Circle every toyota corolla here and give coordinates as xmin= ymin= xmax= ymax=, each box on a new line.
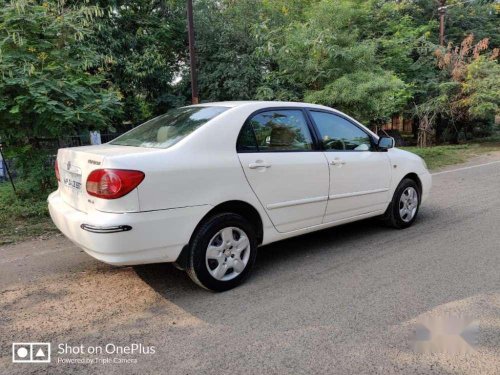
xmin=48 ymin=101 xmax=431 ymax=291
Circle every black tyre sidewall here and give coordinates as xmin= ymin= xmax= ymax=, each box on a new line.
xmin=391 ymin=179 xmax=421 ymax=229
xmin=188 ymin=213 xmax=258 ymax=292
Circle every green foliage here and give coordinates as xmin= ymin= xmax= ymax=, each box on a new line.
xmin=2 ymin=0 xmax=497 ymax=145
xmin=0 ymin=182 xmax=56 ymax=245
xmin=254 ymin=0 xmax=409 ymax=123
xmin=446 ymin=0 xmax=500 ymax=47
xmin=93 ymin=0 xmax=188 ymax=126
xmin=413 ymin=33 xmax=499 ymax=143
xmin=0 ymin=0 xmax=122 ymax=192
xmin=305 ymin=70 xmax=409 ymax=124
xmin=0 ymin=0 xmax=122 ymax=142
xmin=194 ymin=0 xmax=263 ymax=101
xmin=463 ymin=57 xmax=500 ymax=119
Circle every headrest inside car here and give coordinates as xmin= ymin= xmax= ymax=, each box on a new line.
xmin=157 ymin=126 xmax=174 ymax=143
xmin=269 ymin=126 xmax=295 ymax=147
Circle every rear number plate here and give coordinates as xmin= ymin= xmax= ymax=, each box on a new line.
xmin=63 ymin=172 xmax=82 ymax=191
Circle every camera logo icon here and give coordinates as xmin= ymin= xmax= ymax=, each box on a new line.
xmin=12 ymin=343 xmax=51 ymax=363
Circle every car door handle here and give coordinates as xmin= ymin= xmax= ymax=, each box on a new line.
xmin=330 ymin=159 xmax=346 ymax=166
xmin=248 ymin=161 xmax=271 ymax=169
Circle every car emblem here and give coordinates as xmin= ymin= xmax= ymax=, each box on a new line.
xmin=67 ymin=161 xmax=71 ymax=170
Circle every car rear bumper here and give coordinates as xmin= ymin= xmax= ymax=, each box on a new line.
xmin=48 ymin=190 xmax=211 ymax=266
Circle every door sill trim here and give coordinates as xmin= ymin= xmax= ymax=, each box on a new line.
xmin=329 ymin=188 xmax=388 ymax=200
xmin=267 ymin=196 xmax=328 ymax=210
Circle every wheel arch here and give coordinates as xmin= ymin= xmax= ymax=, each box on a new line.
xmin=174 ymin=200 xmax=264 ymax=270
xmin=402 ymin=172 xmax=423 ymax=196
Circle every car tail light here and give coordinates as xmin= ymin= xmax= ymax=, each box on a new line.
xmin=86 ymin=169 xmax=145 ymax=199
xmin=55 ymin=160 xmax=60 ymax=182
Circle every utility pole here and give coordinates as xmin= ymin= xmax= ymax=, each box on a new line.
xmin=438 ymin=0 xmax=446 ymax=46
xmin=187 ymin=0 xmax=199 ymax=104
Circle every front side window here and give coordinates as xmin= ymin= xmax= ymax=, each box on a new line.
xmin=111 ymin=106 xmax=228 ymax=148
xmin=310 ymin=111 xmax=372 ymax=151
xmin=239 ymin=109 xmax=313 ymax=152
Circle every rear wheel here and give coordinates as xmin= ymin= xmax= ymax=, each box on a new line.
xmin=186 ymin=213 xmax=257 ymax=291
xmin=382 ymin=178 xmax=420 ymax=229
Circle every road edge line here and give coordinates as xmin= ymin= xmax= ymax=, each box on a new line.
xmin=432 ymin=160 xmax=500 ymax=176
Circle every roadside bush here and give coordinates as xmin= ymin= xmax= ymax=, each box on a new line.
xmin=0 ymin=182 xmax=56 ymax=245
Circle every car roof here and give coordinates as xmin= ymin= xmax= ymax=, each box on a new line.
xmin=186 ymin=100 xmax=333 ymax=110
xmin=185 ymin=100 xmax=379 ymax=140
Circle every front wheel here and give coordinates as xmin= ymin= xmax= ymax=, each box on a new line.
xmin=382 ymin=178 xmax=421 ymax=229
xmin=186 ymin=213 xmax=257 ymax=292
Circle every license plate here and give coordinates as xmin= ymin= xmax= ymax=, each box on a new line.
xmin=63 ymin=171 xmax=82 ymax=191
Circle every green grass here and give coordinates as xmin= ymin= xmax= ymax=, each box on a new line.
xmin=0 ymin=183 xmax=57 ymax=245
xmin=475 ymin=133 xmax=500 ymax=143
xmin=402 ymin=141 xmax=500 ymax=170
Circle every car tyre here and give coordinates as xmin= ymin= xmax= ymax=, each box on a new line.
xmin=186 ymin=213 xmax=258 ymax=292
xmin=382 ymin=178 xmax=421 ymax=229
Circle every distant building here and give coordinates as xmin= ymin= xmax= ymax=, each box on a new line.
xmin=380 ymin=115 xmax=413 ymax=134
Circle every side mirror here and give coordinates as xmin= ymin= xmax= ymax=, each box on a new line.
xmin=377 ymin=136 xmax=394 ymax=151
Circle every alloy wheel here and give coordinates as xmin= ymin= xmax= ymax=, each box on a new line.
xmin=399 ymin=187 xmax=418 ymax=222
xmin=205 ymin=227 xmax=251 ymax=281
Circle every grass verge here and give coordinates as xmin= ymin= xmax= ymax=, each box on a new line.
xmin=0 ymin=183 xmax=57 ymax=245
xmin=401 ymin=142 xmax=500 ymax=170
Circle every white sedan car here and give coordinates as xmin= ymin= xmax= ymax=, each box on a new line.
xmin=48 ymin=101 xmax=431 ymax=291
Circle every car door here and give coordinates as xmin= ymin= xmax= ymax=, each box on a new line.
xmin=237 ymin=108 xmax=329 ymax=233
xmin=307 ymin=110 xmax=392 ymax=223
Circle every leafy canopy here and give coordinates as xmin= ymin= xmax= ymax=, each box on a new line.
xmin=0 ymin=0 xmax=122 ymax=193
xmin=0 ymin=0 xmax=122 ymax=143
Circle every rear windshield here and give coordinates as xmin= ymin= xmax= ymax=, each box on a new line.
xmin=110 ymin=106 xmax=228 ymax=148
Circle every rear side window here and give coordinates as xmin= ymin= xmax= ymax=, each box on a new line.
xmin=111 ymin=106 xmax=228 ymax=149
xmin=237 ymin=122 xmax=258 ymax=152
xmin=237 ymin=109 xmax=313 ymax=152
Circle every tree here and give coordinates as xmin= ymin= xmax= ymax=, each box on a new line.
xmin=463 ymin=56 xmax=500 ymax=120
xmin=0 ymin=0 xmax=122 ymax=192
xmin=415 ymin=34 xmax=499 ymax=144
xmin=256 ymin=0 xmax=409 ymax=124
xmin=92 ymin=0 xmax=188 ymax=127
xmin=193 ymin=0 xmax=264 ymax=101
xmin=191 ymin=0 xmax=313 ymax=102
xmin=445 ymin=0 xmax=500 ymax=47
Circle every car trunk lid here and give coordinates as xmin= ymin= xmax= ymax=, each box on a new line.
xmin=57 ymin=144 xmax=157 ymax=213
xmin=57 ymin=147 xmax=106 ymax=213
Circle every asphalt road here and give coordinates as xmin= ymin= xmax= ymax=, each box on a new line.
xmin=1 ymin=157 xmax=499 ymax=374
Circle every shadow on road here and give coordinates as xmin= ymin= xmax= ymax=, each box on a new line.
xmin=133 ymin=217 xmax=390 ymax=298
xmin=131 ymin=207 xmax=449 ymax=330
